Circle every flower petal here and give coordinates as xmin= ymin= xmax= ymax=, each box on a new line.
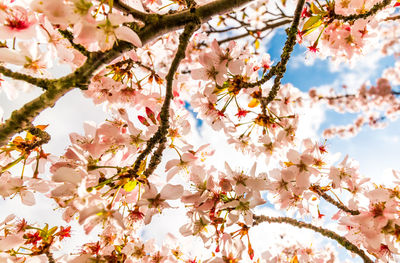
xmin=160 ymin=184 xmax=183 ymax=200
xmin=0 ymin=48 xmax=25 ymax=65
xmin=115 ymin=26 xmax=142 ymax=47
xmin=20 ymin=190 xmax=35 ymax=206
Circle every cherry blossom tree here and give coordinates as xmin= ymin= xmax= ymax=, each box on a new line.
xmin=1 ymin=0 xmax=400 ymax=262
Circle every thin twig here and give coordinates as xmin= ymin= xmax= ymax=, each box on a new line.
xmin=263 ymin=0 xmax=305 ymax=106
xmin=58 ymin=29 xmax=91 ymax=57
xmin=385 ymin=14 xmax=400 ymax=21
xmin=311 ymin=185 xmax=360 ymax=215
xmin=217 ymin=19 xmax=292 ymax=44
xmin=243 ymin=0 xmax=303 ymax=94
xmin=0 ymin=66 xmax=52 ymax=90
xmin=332 ymin=0 xmax=392 ymax=22
xmin=317 ymin=90 xmax=400 ymax=100
xmin=110 ymin=0 xmax=150 ymax=22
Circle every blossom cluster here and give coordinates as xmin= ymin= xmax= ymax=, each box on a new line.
xmin=1 ymin=0 xmax=400 ymax=262
xmin=309 ymin=77 xmax=400 ymax=137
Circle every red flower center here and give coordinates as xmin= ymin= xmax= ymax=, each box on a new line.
xmin=6 ymin=10 xmax=30 ymax=30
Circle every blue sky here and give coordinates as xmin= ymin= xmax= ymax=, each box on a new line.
xmin=266 ymin=29 xmax=400 ymax=183
xmin=261 ymin=29 xmax=400 ymax=261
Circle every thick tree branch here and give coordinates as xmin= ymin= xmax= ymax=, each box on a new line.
xmin=185 ymin=0 xmax=197 ymax=8
xmin=26 ymin=126 xmax=51 ymax=151
xmin=138 ymin=0 xmax=253 ymax=44
xmin=0 ymin=0 xmax=254 ymax=147
xmin=253 ymin=215 xmax=373 ymax=263
xmin=0 ymin=47 xmax=126 ymax=146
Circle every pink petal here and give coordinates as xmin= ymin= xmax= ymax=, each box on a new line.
xmin=287 ymin=149 xmax=300 ymax=163
xmin=249 ymin=162 xmax=257 ymax=177
xmin=165 ymin=159 xmax=180 ymax=171
xmin=160 ymin=184 xmax=183 ymax=200
xmin=228 ymin=60 xmax=243 ymax=75
xmin=191 ymin=68 xmax=208 ymax=81
xmin=0 ymin=48 xmax=25 ymax=65
xmin=166 ymin=167 xmax=179 ymax=182
xmin=78 ymin=206 xmax=103 ymax=224
xmin=0 ymin=233 xmax=24 ymax=251
xmin=115 ymin=26 xmax=142 ymax=47
xmin=53 ymin=167 xmax=82 ymax=186
xmin=20 ymin=190 xmax=35 ymax=206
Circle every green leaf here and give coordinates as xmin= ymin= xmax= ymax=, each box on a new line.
xmin=302 ymin=15 xmax=322 ymax=32
xmin=124 ymin=180 xmax=137 ymax=192
xmin=303 ymin=23 xmax=322 ymax=36
xmin=48 ymin=226 xmax=58 ymax=236
xmin=310 ymin=3 xmax=323 ymax=14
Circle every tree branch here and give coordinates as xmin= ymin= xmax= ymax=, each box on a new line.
xmin=253 ymin=215 xmax=373 ymax=263
xmin=131 ymin=21 xmax=200 ymax=178
xmin=0 ymin=66 xmax=51 ymax=90
xmin=311 ymin=185 xmax=360 ymax=215
xmin=244 ymin=0 xmax=303 ymax=96
xmin=263 ymin=0 xmax=305 ymax=106
xmin=58 ymin=29 xmax=91 ymax=57
xmin=0 ymin=47 xmax=126 ymax=146
xmin=332 ymin=0 xmax=392 ymax=22
xmin=111 ymin=0 xmax=150 ymax=22
xmin=0 ymin=0 xmax=254 ymax=147
xmin=217 ymin=19 xmax=292 ymax=45
xmin=44 ymin=250 xmax=55 ymax=263
xmin=385 ymin=14 xmax=400 ymax=21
